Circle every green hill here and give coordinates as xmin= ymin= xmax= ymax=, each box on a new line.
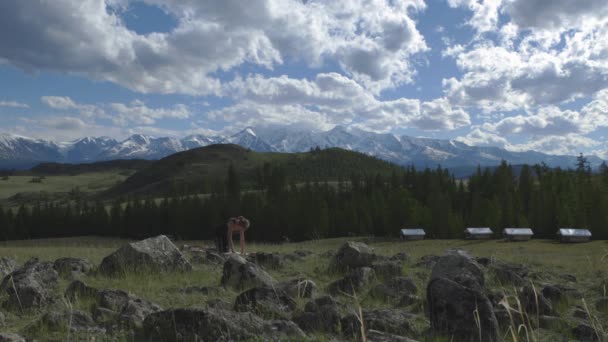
xmin=102 ymin=144 xmax=403 ymax=198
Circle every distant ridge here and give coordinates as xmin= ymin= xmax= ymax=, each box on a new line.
xmin=0 ymin=127 xmax=605 ymax=172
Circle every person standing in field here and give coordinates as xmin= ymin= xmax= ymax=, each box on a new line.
xmin=215 ymin=216 xmax=250 ymax=255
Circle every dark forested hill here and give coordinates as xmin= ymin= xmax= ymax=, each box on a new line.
xmin=30 ymin=159 xmax=153 ymax=175
xmin=102 ymin=144 xmax=403 ymax=198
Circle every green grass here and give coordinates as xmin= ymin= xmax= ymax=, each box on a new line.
xmin=0 ymin=172 xmax=128 ymax=207
xmin=0 ymin=237 xmax=607 ymax=341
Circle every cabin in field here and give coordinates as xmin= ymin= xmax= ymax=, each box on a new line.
xmin=503 ymin=228 xmax=534 ymax=241
xmin=557 ymin=228 xmax=592 ymax=243
xmin=464 ymin=227 xmax=493 ymax=240
xmin=400 ymin=228 xmax=426 ymax=241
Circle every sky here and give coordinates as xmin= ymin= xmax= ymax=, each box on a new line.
xmin=0 ymin=0 xmax=607 ymax=158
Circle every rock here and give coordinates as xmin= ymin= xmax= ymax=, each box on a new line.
xmin=542 ymin=284 xmax=583 ymax=303
xmin=93 ymin=307 xmax=118 ymax=323
xmin=519 ymin=284 xmax=554 ymax=315
xmin=53 ymin=257 xmax=94 ymax=279
xmin=573 ymin=306 xmax=589 ymax=320
xmin=371 ymin=260 xmax=403 ymax=279
xmin=370 ymin=277 xmax=418 ymax=301
xmin=0 ymin=333 xmax=25 ymax=342
xmin=142 ymin=308 xmax=305 ymax=341
xmin=389 ymin=252 xmax=410 ymax=262
xmin=178 ymin=286 xmax=224 ymax=296
xmin=206 ymin=298 xmax=233 ymax=310
xmin=24 ymin=310 xmax=96 ymax=333
xmin=277 ymin=278 xmax=317 ymax=299
xmin=99 ymin=235 xmax=192 ymax=276
xmin=595 ymin=297 xmax=608 ymax=313
xmin=284 ymin=250 xmax=313 ymax=262
xmin=427 ymin=277 xmax=499 ymax=342
xmin=0 ymin=259 xmax=58 ymax=309
xmin=491 ymin=262 xmax=529 ymax=286
xmin=398 ymin=294 xmax=420 ymax=307
xmin=367 ymin=330 xmax=419 ymax=342
xmin=234 ymin=286 xmax=296 ymax=319
xmin=0 ymin=257 xmax=17 ymax=279
xmin=475 ymin=257 xmax=492 ymax=267
xmin=0 ymin=312 xmax=4 ymax=327
xmin=331 ymin=241 xmax=376 ymax=270
xmin=572 ymin=323 xmax=599 ymax=341
xmin=560 ymin=274 xmax=577 ymax=282
xmin=328 ymin=267 xmax=375 ymax=295
xmin=319 ymin=250 xmax=335 ymax=258
xmin=430 ymin=250 xmax=485 ymax=288
xmin=97 ymin=289 xmax=162 ymax=329
xmin=247 ymin=252 xmax=285 ymax=269
xmin=342 ymin=309 xmax=415 ymax=339
xmin=221 ymin=254 xmax=275 ymax=290
xmin=294 ymin=296 xmax=342 ymax=334
xmin=65 ymin=280 xmax=99 ymax=301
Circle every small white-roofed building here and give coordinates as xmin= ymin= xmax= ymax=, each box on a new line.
xmin=502 ymin=228 xmax=534 ymax=241
xmin=557 ymin=228 xmax=592 ymax=243
xmin=464 ymin=227 xmax=493 ymax=240
xmin=400 ymin=228 xmax=426 ymax=241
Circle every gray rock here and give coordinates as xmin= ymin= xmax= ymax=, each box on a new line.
xmin=24 ymin=310 xmax=96 ymax=333
xmin=0 ymin=333 xmax=25 ymax=342
xmin=572 ymin=323 xmax=599 ymax=341
xmin=371 ymin=260 xmax=403 ymax=279
xmin=142 ymin=308 xmax=305 ymax=341
xmin=234 ymin=286 xmax=296 ymax=319
xmin=427 ymin=277 xmax=499 ymax=342
xmin=284 ymin=250 xmax=313 ymax=262
xmin=220 ymin=254 xmax=275 ymax=290
xmin=178 ymin=286 xmax=224 ymax=296
xmin=398 ymin=294 xmax=420 ymax=307
xmin=0 ymin=257 xmax=17 ymax=279
xmin=370 ymin=276 xmax=417 ymax=300
xmin=430 ymin=250 xmax=484 ymax=288
xmin=64 ymin=280 xmax=99 ymax=301
xmin=491 ymin=262 xmax=529 ymax=286
xmin=572 ymin=306 xmax=589 ymax=320
xmin=0 ymin=312 xmax=4 ymax=327
xmin=332 ymin=241 xmax=376 ymax=270
xmin=294 ymin=296 xmax=342 ymax=334
xmin=53 ymin=257 xmax=94 ymax=279
xmin=99 ymin=235 xmax=192 ymax=276
xmin=415 ymin=255 xmax=440 ymax=268
xmin=0 ymin=259 xmax=58 ymax=309
xmin=542 ymin=284 xmax=583 ymax=303
xmin=97 ymin=289 xmax=162 ymax=329
xmin=247 ymin=252 xmax=285 ymax=269
xmin=367 ymin=330 xmax=419 ymax=342
xmin=389 ymin=252 xmax=410 ymax=263
xmin=277 ymin=278 xmax=317 ymax=299
xmin=206 ymin=298 xmax=233 ymax=310
xmin=342 ymin=309 xmax=415 ymax=339
xmin=328 ymin=267 xmax=375 ymax=295
xmin=519 ymin=284 xmax=554 ymax=315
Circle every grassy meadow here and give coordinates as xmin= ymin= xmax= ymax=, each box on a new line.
xmin=0 ymin=237 xmax=607 ymax=341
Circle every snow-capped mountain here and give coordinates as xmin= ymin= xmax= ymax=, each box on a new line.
xmin=0 ymin=127 xmax=605 ymax=173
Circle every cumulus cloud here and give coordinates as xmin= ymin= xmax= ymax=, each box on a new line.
xmin=218 ymin=73 xmax=469 ymax=132
xmin=0 ymin=101 xmax=29 ymax=108
xmin=40 ymin=117 xmax=87 ymax=130
xmin=0 ymin=0 xmax=427 ymax=95
xmin=505 ymin=0 xmax=608 ymax=30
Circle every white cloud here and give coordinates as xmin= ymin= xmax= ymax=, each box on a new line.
xmin=217 ymin=73 xmax=470 ymax=132
xmin=41 ymin=96 xmax=78 ymax=110
xmin=0 ymin=0 xmax=428 ymax=95
xmin=447 ymin=0 xmax=503 ymax=34
xmin=40 ymin=117 xmax=87 ymax=130
xmin=0 ymin=101 xmax=29 ymax=108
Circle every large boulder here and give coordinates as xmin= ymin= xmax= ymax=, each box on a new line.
xmin=427 ymin=277 xmax=499 ymax=342
xmin=293 ymin=296 xmax=343 ymax=334
xmin=427 ymin=250 xmax=499 ymax=342
xmin=370 ymin=276 xmax=418 ymax=301
xmin=220 ymin=254 xmax=275 ymax=290
xmin=53 ymin=257 xmax=94 ymax=279
xmin=342 ymin=309 xmax=416 ymax=339
xmin=331 ymin=242 xmax=376 ymax=270
xmin=0 ymin=257 xmax=18 ymax=279
xmin=234 ymin=286 xmax=297 ymax=319
xmin=430 ymin=250 xmax=484 ymax=288
xmin=328 ymin=267 xmax=375 ymax=296
xmin=247 ymin=252 xmax=285 ymax=270
xmin=0 ymin=259 xmax=58 ymax=309
xmin=141 ymin=308 xmax=305 ymax=341
xmin=99 ymin=235 xmax=192 ymax=276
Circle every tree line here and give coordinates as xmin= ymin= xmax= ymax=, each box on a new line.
xmin=1 ymin=157 xmax=608 ymax=241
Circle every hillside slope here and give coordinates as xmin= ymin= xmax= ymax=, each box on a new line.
xmin=103 ymin=144 xmax=403 ymax=197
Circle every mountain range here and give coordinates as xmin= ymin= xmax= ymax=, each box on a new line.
xmin=0 ymin=126 xmax=604 ymax=173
